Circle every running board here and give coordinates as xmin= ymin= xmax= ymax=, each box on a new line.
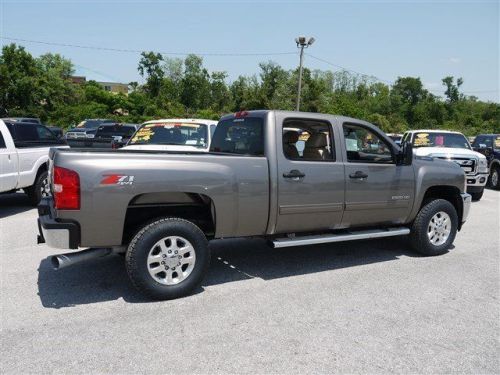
xmin=272 ymin=227 xmax=410 ymax=248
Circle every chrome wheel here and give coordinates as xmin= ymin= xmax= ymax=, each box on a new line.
xmin=492 ymin=169 xmax=499 ymax=187
xmin=427 ymin=211 xmax=451 ymax=246
xmin=147 ymin=236 xmax=196 ymax=285
xmin=40 ymin=176 xmax=51 ymax=197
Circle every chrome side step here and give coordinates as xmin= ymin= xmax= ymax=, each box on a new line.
xmin=272 ymin=227 xmax=410 ymax=248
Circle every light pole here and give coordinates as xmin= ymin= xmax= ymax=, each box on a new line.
xmin=295 ymin=36 xmax=315 ymax=111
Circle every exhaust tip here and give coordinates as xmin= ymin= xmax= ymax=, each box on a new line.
xmin=50 ymin=255 xmax=62 ymax=270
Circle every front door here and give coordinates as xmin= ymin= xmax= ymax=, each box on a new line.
xmin=274 ymin=115 xmax=344 ymax=233
xmin=341 ymin=122 xmax=414 ymax=227
xmin=0 ymin=129 xmax=18 ymax=192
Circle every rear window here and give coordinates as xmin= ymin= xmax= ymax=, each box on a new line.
xmin=210 ymin=117 xmax=264 ymax=156
xmin=10 ymin=124 xmax=59 ymax=146
xmin=15 ymin=124 xmax=39 ymax=141
xmin=0 ymin=132 xmax=5 ymax=148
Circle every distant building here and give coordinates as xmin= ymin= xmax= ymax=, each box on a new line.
xmin=70 ymin=76 xmax=87 ymax=84
xmin=69 ymin=76 xmax=129 ymax=95
xmin=97 ymin=81 xmax=129 ymax=95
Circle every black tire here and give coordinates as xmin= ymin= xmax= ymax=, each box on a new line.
xmin=489 ymin=166 xmax=500 ymax=190
xmin=125 ymin=217 xmax=210 ymax=300
xmin=470 ymin=190 xmax=484 ymax=201
xmin=26 ymin=170 xmax=49 ymax=206
xmin=409 ymin=199 xmax=458 ymax=256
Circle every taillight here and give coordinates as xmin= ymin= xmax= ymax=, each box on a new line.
xmin=53 ymin=166 xmax=80 ymax=210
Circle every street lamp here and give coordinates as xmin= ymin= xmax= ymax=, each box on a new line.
xmin=295 ymin=36 xmax=315 ymax=111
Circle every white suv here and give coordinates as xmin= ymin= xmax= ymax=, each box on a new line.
xmin=402 ymin=130 xmax=489 ymax=201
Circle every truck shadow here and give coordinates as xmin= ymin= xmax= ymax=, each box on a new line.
xmin=0 ymin=193 xmax=34 ymax=218
xmin=37 ymin=237 xmax=422 ymax=308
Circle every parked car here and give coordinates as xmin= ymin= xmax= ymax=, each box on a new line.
xmin=123 ymin=118 xmax=218 ymax=152
xmin=401 ymin=130 xmax=488 ymax=201
xmin=471 ymin=134 xmax=500 ymax=190
xmin=89 ymin=123 xmax=140 ymax=149
xmin=65 ymin=119 xmax=114 ymax=147
xmin=38 ymin=110 xmax=471 ymax=300
xmin=0 ymin=120 xmax=68 ymax=204
xmin=386 ymin=133 xmax=403 ymax=146
xmin=2 ymin=117 xmax=41 ymax=124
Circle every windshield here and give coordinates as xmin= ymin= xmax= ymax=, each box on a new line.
xmin=76 ymin=120 xmax=113 ymax=129
xmin=96 ymin=125 xmax=136 ymax=137
xmin=472 ymin=135 xmax=500 ymax=149
xmin=412 ymin=132 xmax=471 ymax=149
xmin=129 ymin=122 xmax=208 ymax=147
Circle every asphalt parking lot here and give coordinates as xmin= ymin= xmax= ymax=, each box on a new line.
xmin=1 ymin=189 xmax=499 ymax=374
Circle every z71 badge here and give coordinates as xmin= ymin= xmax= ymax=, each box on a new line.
xmin=100 ymin=175 xmax=135 ymax=185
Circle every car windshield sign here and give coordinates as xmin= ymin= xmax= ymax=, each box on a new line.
xmin=129 ymin=123 xmax=208 ymax=147
xmin=412 ymin=132 xmax=471 ymax=150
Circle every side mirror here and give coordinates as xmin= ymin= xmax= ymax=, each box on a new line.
xmin=396 ymin=141 xmax=413 ymax=166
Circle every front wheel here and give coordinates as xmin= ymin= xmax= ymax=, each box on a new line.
xmin=409 ymin=199 xmax=458 ymax=256
xmin=125 ymin=218 xmax=210 ymax=300
xmin=489 ymin=166 xmax=500 ymax=190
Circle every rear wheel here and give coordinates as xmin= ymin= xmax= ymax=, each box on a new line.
xmin=125 ymin=217 xmax=210 ymax=300
xmin=26 ymin=170 xmax=50 ymax=206
xmin=409 ymin=199 xmax=458 ymax=256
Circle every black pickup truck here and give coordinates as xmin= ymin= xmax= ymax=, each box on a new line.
xmin=472 ymin=134 xmax=500 ymax=189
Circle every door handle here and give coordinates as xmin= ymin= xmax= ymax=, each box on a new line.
xmin=283 ymin=169 xmax=305 ymax=179
xmin=349 ymin=171 xmax=368 ymax=179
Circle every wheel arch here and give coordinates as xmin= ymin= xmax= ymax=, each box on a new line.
xmin=418 ymin=185 xmax=464 ymax=230
xmin=122 ymin=192 xmax=216 ymax=245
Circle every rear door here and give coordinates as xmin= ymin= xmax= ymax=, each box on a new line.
xmin=274 ymin=114 xmax=344 ymax=233
xmin=0 ymin=124 xmax=18 ymax=191
xmin=341 ymin=122 xmax=414 ymax=227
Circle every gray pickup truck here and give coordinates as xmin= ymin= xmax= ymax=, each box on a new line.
xmin=38 ymin=110 xmax=471 ymax=300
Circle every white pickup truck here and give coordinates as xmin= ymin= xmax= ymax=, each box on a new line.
xmin=402 ymin=129 xmax=489 ymax=201
xmin=0 ymin=119 xmax=68 ymax=205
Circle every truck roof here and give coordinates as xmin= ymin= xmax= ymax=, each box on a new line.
xmin=220 ymin=110 xmax=374 ymax=127
xmin=143 ymin=118 xmax=218 ymax=125
xmin=406 ymin=129 xmax=464 ymax=135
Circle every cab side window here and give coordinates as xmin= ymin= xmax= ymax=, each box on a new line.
xmin=343 ymin=123 xmax=393 ymax=164
xmin=0 ymin=132 xmax=5 ymax=148
xmin=36 ymin=126 xmax=58 ymax=141
xmin=282 ymin=118 xmax=335 ymax=161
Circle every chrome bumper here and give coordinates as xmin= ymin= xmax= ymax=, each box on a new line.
xmin=40 ymin=226 xmax=71 ymax=249
xmin=461 ymin=193 xmax=472 ymax=223
xmin=466 ymin=172 xmax=489 ymax=187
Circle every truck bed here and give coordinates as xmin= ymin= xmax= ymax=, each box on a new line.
xmin=50 ymin=147 xmax=270 ymax=247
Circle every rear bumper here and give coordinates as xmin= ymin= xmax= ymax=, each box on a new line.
xmin=461 ymin=193 xmax=472 ymax=223
xmin=37 ymin=198 xmax=80 ymax=249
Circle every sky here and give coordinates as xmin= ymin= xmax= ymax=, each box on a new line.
xmin=1 ymin=0 xmax=499 ymax=102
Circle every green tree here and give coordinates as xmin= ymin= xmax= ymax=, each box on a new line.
xmin=0 ymin=44 xmax=39 ymax=115
xmin=138 ymin=51 xmax=164 ymax=98
xmin=181 ymin=54 xmax=210 ymax=111
xmin=442 ymin=76 xmax=463 ymax=103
